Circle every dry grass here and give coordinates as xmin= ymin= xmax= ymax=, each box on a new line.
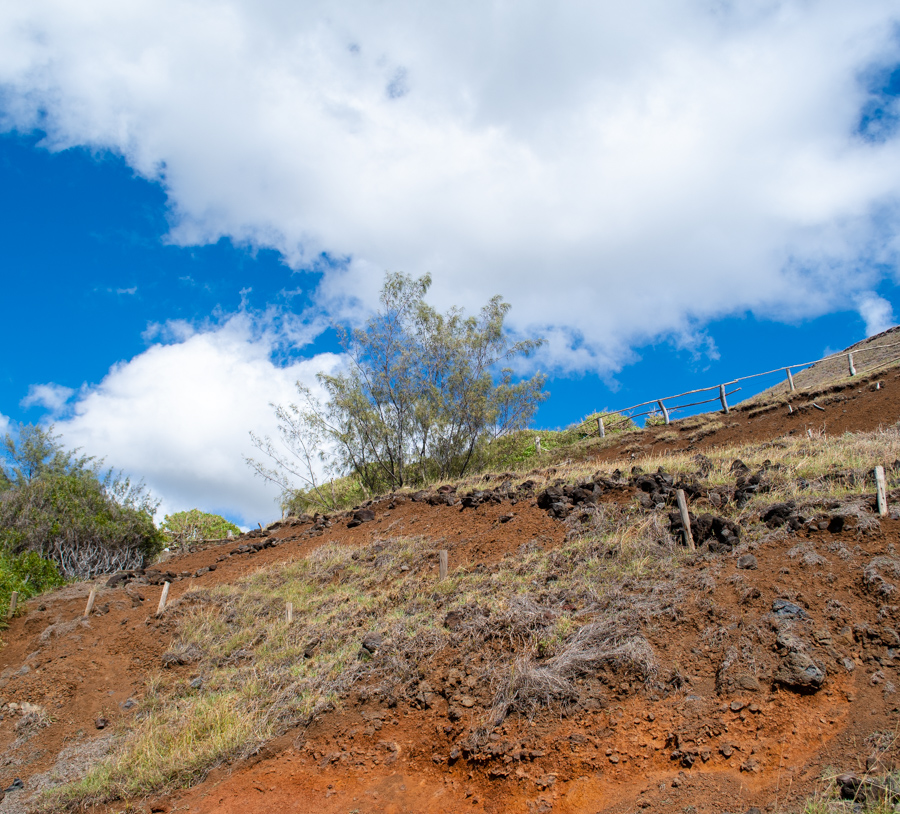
xmin=43 ymin=503 xmax=681 ymax=810
xmin=40 ymin=424 xmax=900 ymax=810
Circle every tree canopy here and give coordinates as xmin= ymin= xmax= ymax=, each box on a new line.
xmin=248 ymin=273 xmax=548 ymax=507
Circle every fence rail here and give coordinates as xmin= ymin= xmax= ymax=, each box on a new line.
xmin=580 ymin=339 xmax=900 ymax=437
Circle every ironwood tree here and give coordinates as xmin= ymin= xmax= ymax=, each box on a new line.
xmin=248 ymin=273 xmax=548 ymax=506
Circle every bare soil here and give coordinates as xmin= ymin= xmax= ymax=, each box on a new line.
xmin=2 ymin=367 xmax=900 ymax=814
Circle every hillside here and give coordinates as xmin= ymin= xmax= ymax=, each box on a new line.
xmin=1 ymin=366 xmax=900 ymax=813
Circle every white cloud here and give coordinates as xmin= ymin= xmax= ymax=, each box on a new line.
xmin=21 ymin=383 xmax=76 ymax=413
xmin=856 ymin=292 xmax=896 ymax=337
xmin=54 ymin=313 xmax=343 ymax=525
xmin=2 ymin=1 xmax=900 ymax=369
xmin=0 ymin=413 xmax=9 ymax=437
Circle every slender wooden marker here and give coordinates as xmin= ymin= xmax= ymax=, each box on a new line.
xmin=286 ymin=602 xmax=294 ymax=625
xmin=657 ymin=400 xmax=670 ymax=425
xmin=83 ymin=587 xmax=97 ymax=618
xmin=675 ymin=489 xmax=695 ymax=551
xmin=534 ymin=436 xmax=541 ymax=454
xmin=848 ymin=352 xmax=857 ymax=376
xmin=875 ymin=465 xmax=888 ymax=518
xmin=156 ymin=582 xmax=171 ymax=617
xmin=807 ymin=429 xmax=814 ymax=440
xmin=785 ymin=367 xmax=795 ymax=391
xmin=719 ymin=384 xmax=730 ymax=415
xmin=788 ymin=404 xmax=794 ymax=414
xmin=7 ymin=591 xmax=18 ymax=619
xmin=439 ymin=550 xmax=448 ymax=581
xmin=597 ymin=416 xmax=605 ymax=438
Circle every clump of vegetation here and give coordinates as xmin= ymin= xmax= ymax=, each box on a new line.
xmin=160 ymin=510 xmax=241 ymax=548
xmin=0 ymin=425 xmax=165 ymax=579
xmin=281 ymin=474 xmax=370 ymax=515
xmin=0 ymin=549 xmax=65 ymax=628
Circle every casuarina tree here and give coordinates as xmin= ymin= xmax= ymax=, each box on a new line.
xmin=247 ymin=272 xmax=547 ymax=507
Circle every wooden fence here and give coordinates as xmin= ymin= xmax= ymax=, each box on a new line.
xmin=582 ymin=339 xmax=900 ymax=437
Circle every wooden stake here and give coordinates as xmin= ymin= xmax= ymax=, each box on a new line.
xmin=286 ymin=602 xmax=294 ymax=625
xmin=83 ymin=587 xmax=97 ymax=618
xmin=657 ymin=400 xmax=670 ymax=425
xmin=785 ymin=367 xmax=795 ymax=391
xmin=439 ymin=550 xmax=448 ymax=581
xmin=7 ymin=591 xmax=18 ymax=619
xmin=875 ymin=465 xmax=888 ymax=517
xmin=807 ymin=429 xmax=813 ymax=440
xmin=719 ymin=384 xmax=730 ymax=415
xmin=675 ymin=489 xmax=695 ymax=551
xmin=156 ymin=582 xmax=170 ymax=617
xmin=597 ymin=416 xmax=605 ymax=438
xmin=788 ymin=404 xmax=793 ymax=414
xmin=848 ymin=352 xmax=857 ymax=376
xmin=534 ymin=436 xmax=541 ymax=454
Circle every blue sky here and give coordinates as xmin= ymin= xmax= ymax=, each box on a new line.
xmin=2 ymin=1 xmax=900 ymax=525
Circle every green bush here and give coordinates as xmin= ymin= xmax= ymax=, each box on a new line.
xmin=160 ymin=510 xmax=241 ymax=546
xmin=0 ymin=424 xmax=164 ymax=579
xmin=0 ymin=549 xmax=66 ymax=627
xmin=282 ymin=476 xmax=369 ymax=516
xmin=0 ymin=473 xmax=165 ymax=578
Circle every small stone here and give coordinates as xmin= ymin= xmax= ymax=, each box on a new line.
xmin=189 ymin=677 xmax=203 ymax=689
xmin=459 ymin=696 xmax=476 ymax=708
xmin=730 ymin=700 xmax=745 ymax=712
xmin=95 ymin=717 xmax=109 ymax=730
xmin=721 ymin=744 xmax=734 ymax=758
xmin=772 ymin=599 xmax=809 ymax=620
xmin=740 ymin=758 xmax=760 ymax=773
xmin=361 ymin=633 xmax=383 ymax=654
xmin=737 ymin=554 xmax=758 ymax=570
xmin=608 ymin=754 xmax=619 ymax=764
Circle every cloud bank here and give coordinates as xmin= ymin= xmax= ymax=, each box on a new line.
xmin=2 ymin=1 xmax=899 ymax=369
xmin=53 ymin=315 xmax=341 ymax=525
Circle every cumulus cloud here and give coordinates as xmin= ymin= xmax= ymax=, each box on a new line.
xmin=856 ymin=292 xmax=896 ymax=337
xmin=53 ymin=313 xmax=343 ymax=525
xmin=0 ymin=413 xmax=9 ymax=437
xmin=2 ymin=1 xmax=900 ymax=369
xmin=21 ymin=383 xmax=76 ymax=413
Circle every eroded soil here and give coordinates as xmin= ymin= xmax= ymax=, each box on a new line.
xmin=1 ymin=368 xmax=900 ymax=814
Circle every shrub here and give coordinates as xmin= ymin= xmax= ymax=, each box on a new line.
xmin=0 ymin=424 xmax=164 ymax=579
xmin=160 ymin=510 xmax=241 ymax=546
xmin=0 ymin=549 xmax=66 ymax=627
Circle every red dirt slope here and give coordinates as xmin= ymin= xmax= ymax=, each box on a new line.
xmin=0 ymin=367 xmax=898 ymax=814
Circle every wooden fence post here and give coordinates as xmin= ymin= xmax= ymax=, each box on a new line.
xmin=597 ymin=417 xmax=605 ymax=438
xmin=7 ymin=591 xmax=18 ymax=619
xmin=719 ymin=384 xmax=730 ymax=415
xmin=286 ymin=602 xmax=294 ymax=625
xmin=675 ymin=489 xmax=695 ymax=551
xmin=83 ymin=587 xmax=97 ymax=618
xmin=156 ymin=582 xmax=170 ymax=617
xmin=657 ymin=400 xmax=670 ymax=425
xmin=848 ymin=352 xmax=857 ymax=376
xmin=785 ymin=367 xmax=795 ymax=391
xmin=439 ymin=550 xmax=448 ymax=581
xmin=534 ymin=437 xmax=541 ymax=454
xmin=875 ymin=466 xmax=888 ymax=517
